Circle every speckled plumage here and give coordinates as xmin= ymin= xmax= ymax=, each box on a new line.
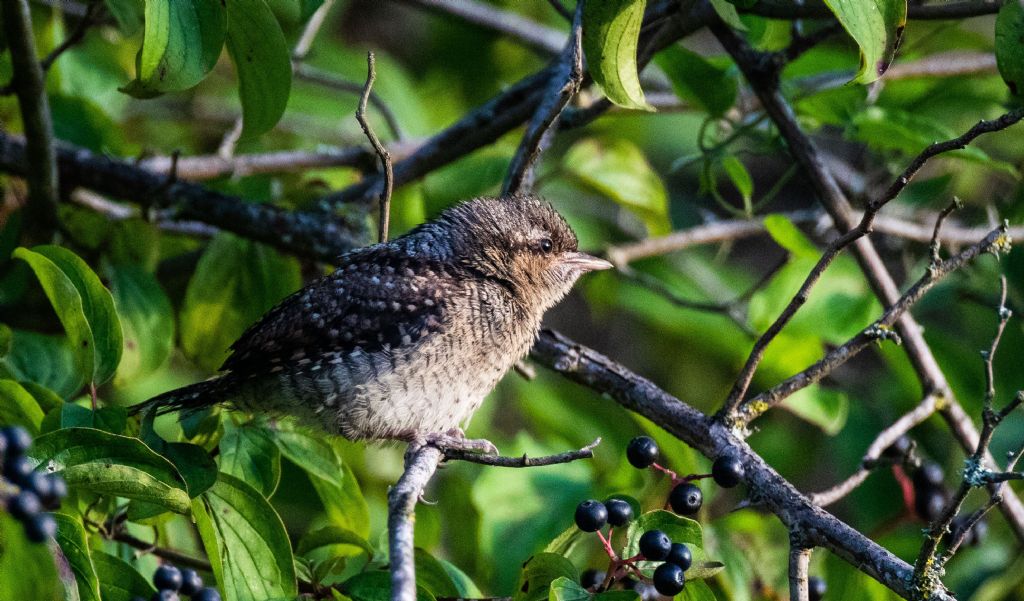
xmin=136 ymin=196 xmax=610 ymax=443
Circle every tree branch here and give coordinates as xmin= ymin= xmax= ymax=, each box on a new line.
xmin=2 ymin=0 xmax=60 ymax=241
xmin=788 ymin=540 xmax=811 ymax=601
xmin=443 ymin=438 xmax=600 ymax=467
xmin=356 ymin=51 xmax=394 ymax=243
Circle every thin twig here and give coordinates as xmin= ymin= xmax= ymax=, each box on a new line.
xmin=503 ymin=0 xmax=583 ymax=195
xmin=2 ymin=0 xmax=60 ymax=241
xmin=444 ymin=438 xmax=601 ymax=467
xmin=787 ymin=539 xmax=812 ymax=601
xmin=292 ymin=0 xmax=336 ymax=61
xmin=355 ymin=52 xmax=394 ymax=243
xmin=112 ymin=530 xmax=213 ymax=572
xmin=294 ymin=63 xmax=405 ymax=141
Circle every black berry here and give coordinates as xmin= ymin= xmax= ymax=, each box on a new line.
xmin=580 ymin=569 xmax=605 ymax=590
xmin=808 ymin=576 xmax=826 ymax=601
xmin=712 ymin=454 xmax=744 ymax=488
xmin=1 ymin=426 xmax=32 ymax=456
xmin=179 ymin=568 xmax=204 ymax=596
xmin=153 ymin=565 xmax=183 ymax=592
xmin=4 ymin=455 xmax=35 ymax=486
xmin=626 ymin=436 xmax=659 ymax=469
xmin=25 ymin=471 xmax=53 ymax=499
xmin=666 ymin=542 xmax=692 ymax=570
xmin=915 ymin=488 xmax=946 ymax=522
xmin=669 ymin=482 xmax=703 ymax=515
xmin=652 ymin=562 xmax=686 ymax=596
xmin=24 ymin=513 xmax=56 ymax=542
xmin=8 ymin=491 xmax=41 ymax=521
xmin=151 ymin=591 xmax=179 ymax=601
xmin=191 ymin=588 xmax=222 ymax=601
xmin=604 ymin=498 xmax=633 ymax=527
xmin=574 ymin=500 xmax=608 ymax=532
xmin=638 ymin=529 xmax=671 ymax=560
xmin=39 ymin=474 xmax=67 ymax=510
xmin=913 ymin=462 xmax=944 ymax=489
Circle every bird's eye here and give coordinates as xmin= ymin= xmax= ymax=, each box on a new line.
xmin=539 ymin=238 xmax=554 ymax=254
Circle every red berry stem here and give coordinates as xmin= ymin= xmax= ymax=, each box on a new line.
xmin=650 ymin=462 xmax=680 ymax=483
xmin=596 ymin=529 xmax=617 ymax=559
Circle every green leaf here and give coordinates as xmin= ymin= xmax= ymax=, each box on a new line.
xmin=0 ymin=323 xmax=11 ymax=356
xmin=720 ymin=156 xmax=754 ymax=211
xmin=341 ymin=570 xmax=436 ymax=601
xmin=13 ymin=245 xmax=123 ymax=386
xmin=624 ymin=510 xmax=702 ymax=562
xmin=415 ymin=548 xmax=462 ymax=599
xmin=53 ymin=514 xmax=101 ymax=601
xmin=179 ymin=234 xmax=301 ymax=372
xmin=686 ymin=560 xmax=726 ymax=581
xmin=91 ymin=552 xmax=158 ymax=601
xmin=110 ymin=265 xmax=175 ymax=386
xmin=763 ymin=215 xmax=819 ymax=260
xmin=823 ymin=0 xmax=906 ymax=83
xmin=225 ymin=0 xmax=293 ymax=136
xmin=708 ymin=0 xmax=746 ymax=31
xmin=549 ymin=577 xmax=588 ymax=601
xmin=513 ymin=553 xmax=579 ymax=601
xmin=654 ymin=46 xmax=737 ymax=117
xmin=28 ymin=428 xmax=191 ymax=513
xmin=193 ymin=473 xmax=297 ymax=601
xmin=0 ymin=379 xmax=45 ymax=434
xmin=996 ymin=0 xmax=1024 ymax=98
xmin=563 ymin=138 xmax=670 ymax=235
xmin=1 ymin=330 xmax=83 ymax=399
xmin=59 ymin=404 xmax=128 ymax=435
xmin=220 ymin=424 xmax=281 ymax=497
xmin=296 ymin=525 xmax=375 ymax=558
xmin=104 ymin=0 xmax=144 ymax=35
xmin=0 ymin=514 xmax=62 ymax=600
xmin=163 ymin=442 xmax=219 ymax=498
xmin=274 ymin=428 xmax=342 ymax=484
xmin=679 ymin=578 xmax=717 ymax=601
xmin=437 ymin=557 xmax=483 ymax=598
xmin=782 ymin=384 xmax=850 ymax=435
xmin=543 ymin=524 xmax=586 ymax=557
xmin=121 ymin=0 xmax=225 ymax=96
xmin=582 ymin=0 xmax=652 ymax=110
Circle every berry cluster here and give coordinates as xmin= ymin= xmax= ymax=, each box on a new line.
xmin=1 ymin=425 xmax=67 ymax=542
xmin=626 ymin=436 xmax=745 ymax=510
xmin=133 ymin=564 xmax=221 ymax=601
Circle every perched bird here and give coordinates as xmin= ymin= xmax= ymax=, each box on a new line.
xmin=135 ymin=195 xmax=611 ymax=451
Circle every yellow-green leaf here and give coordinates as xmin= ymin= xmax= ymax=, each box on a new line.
xmin=824 ymin=0 xmax=906 ymax=83
xmin=582 ymin=0 xmax=653 ymax=110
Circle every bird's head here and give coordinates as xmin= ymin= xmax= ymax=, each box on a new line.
xmin=437 ymin=195 xmax=612 ymax=312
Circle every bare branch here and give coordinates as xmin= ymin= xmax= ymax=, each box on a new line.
xmin=294 ymin=62 xmax=405 ymax=141
xmin=445 ymin=438 xmax=600 ymax=467
xmin=788 ymin=540 xmax=812 ymax=601
xmin=1 ymin=0 xmax=60 ymax=241
xmin=356 ymin=52 xmax=395 ymax=243
xmin=503 ymin=0 xmax=584 ymax=195
xmin=292 ymin=0 xmax=336 ymax=60
xmin=389 ymin=445 xmax=444 ymax=601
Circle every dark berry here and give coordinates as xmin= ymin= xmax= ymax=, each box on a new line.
xmin=151 ymin=591 xmax=179 ymax=601
xmin=24 ymin=513 xmax=56 ymax=542
xmin=712 ymin=454 xmax=744 ymax=488
xmin=638 ymin=529 xmax=672 ymax=560
xmin=882 ymin=435 xmax=912 ymax=458
xmin=915 ymin=488 xmax=946 ymax=522
xmin=191 ymin=588 xmax=222 ymax=601
xmin=632 ymin=580 xmax=658 ymax=601
xmin=604 ymin=498 xmax=633 ymax=527
xmin=913 ymin=462 xmax=944 ymax=489
xmin=39 ymin=474 xmax=67 ymax=510
xmin=25 ymin=471 xmax=53 ymax=499
xmin=808 ymin=576 xmax=826 ymax=601
xmin=574 ymin=500 xmax=608 ymax=532
xmin=652 ymin=562 xmax=686 ymax=596
xmin=153 ymin=565 xmax=183 ymax=591
xmin=580 ymin=569 xmax=605 ymax=590
xmin=626 ymin=436 xmax=659 ymax=469
xmin=666 ymin=542 xmax=692 ymax=570
xmin=669 ymin=482 xmax=703 ymax=515
xmin=179 ymin=568 xmax=204 ymax=596
xmin=1 ymin=426 xmax=32 ymax=456
xmin=7 ymin=490 xmax=41 ymax=521
xmin=4 ymin=455 xmax=35 ymax=486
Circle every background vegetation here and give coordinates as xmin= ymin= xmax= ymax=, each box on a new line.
xmin=1 ymin=0 xmax=1023 ymax=600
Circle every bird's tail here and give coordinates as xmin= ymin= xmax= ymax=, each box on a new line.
xmin=130 ymin=376 xmax=234 ymax=417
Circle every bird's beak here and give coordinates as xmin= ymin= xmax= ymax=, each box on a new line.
xmin=561 ymin=251 xmax=613 ymax=272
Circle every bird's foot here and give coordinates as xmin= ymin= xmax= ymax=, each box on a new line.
xmin=424 ymin=430 xmax=499 ymax=455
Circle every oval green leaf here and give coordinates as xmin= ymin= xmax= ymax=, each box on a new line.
xmin=122 ymin=0 xmax=225 ymax=96
xmin=225 ymin=0 xmax=293 ymax=137
xmin=996 ymin=0 xmax=1024 ymax=98
xmin=582 ymin=0 xmax=653 ymax=110
xmin=27 ymin=428 xmax=191 ymax=514
xmin=0 ymin=379 xmax=45 ymax=434
xmin=513 ymin=553 xmax=579 ymax=601
xmin=823 ymin=0 xmax=906 ymax=83
xmin=654 ymin=45 xmax=737 ymax=118
xmin=193 ymin=473 xmax=297 ymax=601
xmin=220 ymin=424 xmax=281 ymax=497
xmin=53 ymin=513 xmax=101 ymax=601
xmin=110 ymin=265 xmax=175 ymax=386
xmin=1 ymin=330 xmax=83 ymax=399
xmin=92 ymin=551 xmax=158 ymax=601
xmin=13 ymin=245 xmax=123 ymax=386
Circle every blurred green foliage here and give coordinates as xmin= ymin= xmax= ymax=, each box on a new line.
xmin=1 ymin=1 xmax=1023 ymax=601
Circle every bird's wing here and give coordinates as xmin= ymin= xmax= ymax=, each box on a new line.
xmin=220 ymin=246 xmax=451 ymax=373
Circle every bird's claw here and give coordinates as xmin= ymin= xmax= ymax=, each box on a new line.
xmin=424 ymin=432 xmax=499 ymax=455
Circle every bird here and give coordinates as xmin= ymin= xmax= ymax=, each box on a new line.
xmin=134 ymin=195 xmax=611 ymax=452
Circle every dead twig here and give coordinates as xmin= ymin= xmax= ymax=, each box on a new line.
xmin=355 ymin=52 xmax=394 ymax=243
